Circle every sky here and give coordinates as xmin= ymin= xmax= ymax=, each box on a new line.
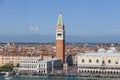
xmin=0 ymin=0 xmax=120 ymax=42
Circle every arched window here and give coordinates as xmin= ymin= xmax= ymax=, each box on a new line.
xmin=82 ymin=70 xmax=84 ymax=73
xmin=89 ymin=59 xmax=92 ymax=63
xmin=96 ymin=59 xmax=99 ymax=63
xmin=88 ymin=70 xmax=89 ymax=73
xmin=105 ymin=71 xmax=106 ymax=73
xmin=82 ymin=59 xmax=85 ymax=63
xmin=102 ymin=71 xmax=104 ymax=73
xmin=117 ymin=71 xmax=119 ymax=74
xmin=102 ymin=61 xmax=105 ymax=65
xmin=93 ymin=70 xmax=95 ymax=73
xmin=96 ymin=71 xmax=98 ymax=73
xmin=116 ymin=61 xmax=118 ymax=64
xmin=114 ymin=71 xmax=116 ymax=74
xmin=99 ymin=71 xmax=101 ymax=74
xmin=90 ymin=70 xmax=92 ymax=73
xmin=79 ymin=70 xmax=81 ymax=73
xmin=111 ymin=71 xmax=112 ymax=74
xmin=108 ymin=59 xmax=111 ymax=63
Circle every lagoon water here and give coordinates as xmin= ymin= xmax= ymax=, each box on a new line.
xmin=1 ymin=75 xmax=120 ymax=80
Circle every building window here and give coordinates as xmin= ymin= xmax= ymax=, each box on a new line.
xmin=108 ymin=60 xmax=111 ymax=63
xmin=102 ymin=61 xmax=105 ymax=65
xmin=116 ymin=61 xmax=118 ymax=64
xmin=89 ymin=59 xmax=92 ymax=63
xmin=57 ymin=33 xmax=62 ymax=36
xmin=96 ymin=59 xmax=99 ymax=63
xmin=82 ymin=59 xmax=84 ymax=63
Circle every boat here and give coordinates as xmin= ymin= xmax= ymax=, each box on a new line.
xmin=4 ymin=72 xmax=10 ymax=77
xmin=4 ymin=72 xmax=13 ymax=80
xmin=5 ymin=77 xmax=13 ymax=80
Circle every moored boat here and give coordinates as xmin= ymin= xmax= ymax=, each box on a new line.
xmin=4 ymin=72 xmax=13 ymax=80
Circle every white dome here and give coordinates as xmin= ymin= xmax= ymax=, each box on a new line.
xmin=98 ymin=48 xmax=105 ymax=53
xmin=107 ymin=47 xmax=117 ymax=53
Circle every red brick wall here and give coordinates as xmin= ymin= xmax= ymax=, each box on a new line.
xmin=56 ymin=40 xmax=65 ymax=63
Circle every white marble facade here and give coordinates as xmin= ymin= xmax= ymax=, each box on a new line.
xmin=19 ymin=57 xmax=62 ymax=74
xmin=77 ymin=46 xmax=120 ymax=76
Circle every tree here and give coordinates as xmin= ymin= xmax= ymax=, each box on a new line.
xmin=0 ymin=65 xmax=13 ymax=71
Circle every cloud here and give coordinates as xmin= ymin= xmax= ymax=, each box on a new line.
xmin=113 ymin=29 xmax=120 ymax=33
xmin=29 ymin=25 xmax=39 ymax=31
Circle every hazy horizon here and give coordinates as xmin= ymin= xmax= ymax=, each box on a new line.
xmin=0 ymin=34 xmax=120 ymax=43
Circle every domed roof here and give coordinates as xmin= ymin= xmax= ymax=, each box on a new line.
xmin=107 ymin=47 xmax=117 ymax=53
xmin=98 ymin=48 xmax=105 ymax=53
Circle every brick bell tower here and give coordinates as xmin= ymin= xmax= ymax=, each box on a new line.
xmin=56 ymin=11 xmax=65 ymax=63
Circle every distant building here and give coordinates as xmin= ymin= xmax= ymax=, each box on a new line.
xmin=77 ymin=46 xmax=120 ymax=77
xmin=66 ymin=54 xmax=73 ymax=66
xmin=0 ymin=54 xmax=22 ymax=66
xmin=0 ymin=54 xmax=42 ymax=67
xmin=18 ymin=57 xmax=42 ymax=73
xmin=18 ymin=57 xmax=62 ymax=74
xmin=42 ymin=54 xmax=54 ymax=60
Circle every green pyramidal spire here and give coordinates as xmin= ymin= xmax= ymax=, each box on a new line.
xmin=57 ymin=11 xmax=64 ymax=26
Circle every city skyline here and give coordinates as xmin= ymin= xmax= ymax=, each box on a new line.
xmin=0 ymin=0 xmax=120 ymax=42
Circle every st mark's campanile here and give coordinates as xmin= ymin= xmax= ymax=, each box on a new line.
xmin=56 ymin=12 xmax=65 ymax=63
